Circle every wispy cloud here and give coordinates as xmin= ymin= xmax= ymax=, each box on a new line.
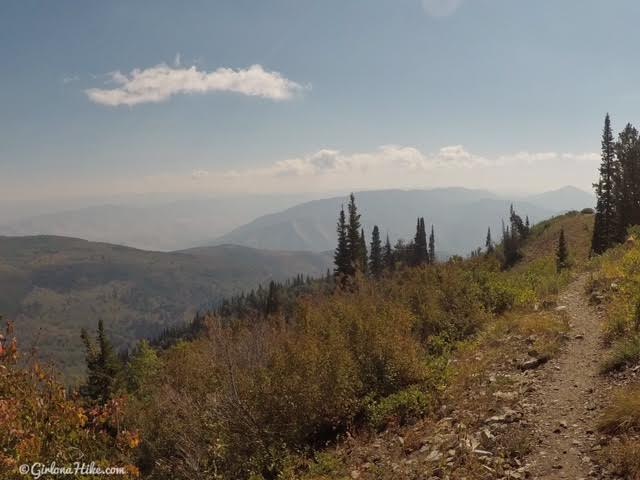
xmin=85 ymin=63 xmax=305 ymax=107
xmin=183 ymin=145 xmax=599 ymax=194
xmin=4 ymin=145 xmax=600 ymax=201
xmin=62 ymin=75 xmax=79 ymax=85
xmin=421 ymin=0 xmax=463 ymax=17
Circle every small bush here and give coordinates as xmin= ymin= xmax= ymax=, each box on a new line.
xmin=599 ymin=387 xmax=640 ymax=434
xmin=580 ymin=207 xmax=595 ymax=214
xmin=601 ymin=439 xmax=640 ymax=478
xmin=365 ymin=387 xmax=434 ymax=431
xmin=601 ymin=336 xmax=640 ymax=373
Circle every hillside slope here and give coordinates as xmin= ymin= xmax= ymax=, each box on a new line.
xmin=0 ymin=236 xmax=331 ymax=378
xmin=215 ymin=188 xmax=558 ymax=253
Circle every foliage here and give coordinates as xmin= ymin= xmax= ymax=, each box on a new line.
xmin=365 ymin=387 xmax=434 ymax=431
xmin=601 ymin=335 xmax=640 ymax=373
xmin=599 ymin=386 xmax=640 ymax=434
xmin=81 ymin=319 xmax=124 ymax=404
xmin=0 ymin=321 xmax=140 ymax=479
xmin=556 ymin=227 xmax=569 ymax=272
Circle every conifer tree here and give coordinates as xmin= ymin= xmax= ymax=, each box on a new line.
xmin=592 ymin=113 xmax=619 ymax=253
xmin=556 ymin=227 xmax=569 ymax=272
xmin=413 ymin=217 xmax=428 ymax=265
xmin=614 ymin=123 xmax=640 ymax=242
xmin=382 ymin=234 xmax=394 ymax=272
xmin=428 ymin=225 xmax=436 ymax=264
xmin=485 ymin=227 xmax=494 ymax=254
xmin=369 ymin=225 xmax=383 ymax=278
xmin=359 ymin=228 xmax=368 ymax=274
xmin=346 ymin=193 xmax=362 ymax=274
xmin=334 ymin=206 xmax=350 ymax=277
xmin=80 ymin=320 xmax=123 ymax=404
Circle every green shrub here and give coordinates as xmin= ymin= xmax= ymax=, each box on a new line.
xmin=365 ymin=387 xmax=434 ymax=431
xmin=601 ymin=335 xmax=640 ymax=373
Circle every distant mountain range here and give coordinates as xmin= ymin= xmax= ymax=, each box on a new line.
xmin=0 ymin=236 xmax=331 ymax=379
xmin=0 ymin=186 xmax=595 ymax=253
xmin=0 ymin=194 xmax=319 ymax=251
xmin=214 ymin=186 xmax=595 ymax=254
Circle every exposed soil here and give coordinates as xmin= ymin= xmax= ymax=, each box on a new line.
xmin=524 ymin=274 xmax=611 ymax=479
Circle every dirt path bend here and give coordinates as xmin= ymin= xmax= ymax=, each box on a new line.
xmin=525 ymin=274 xmax=610 ymax=479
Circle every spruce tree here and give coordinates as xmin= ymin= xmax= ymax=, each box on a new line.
xmin=428 ymin=225 xmax=436 ymax=264
xmin=359 ymin=228 xmax=368 ymax=274
xmin=80 ymin=320 xmax=123 ymax=404
xmin=556 ymin=228 xmax=569 ymax=272
xmin=369 ymin=225 xmax=383 ymax=278
xmin=334 ymin=206 xmax=350 ymax=277
xmin=413 ymin=217 xmax=428 ymax=265
xmin=614 ymin=123 xmax=640 ymax=241
xmin=592 ymin=113 xmax=619 ymax=253
xmin=485 ymin=227 xmax=494 ymax=254
xmin=382 ymin=234 xmax=394 ymax=272
xmin=346 ymin=193 xmax=362 ymax=274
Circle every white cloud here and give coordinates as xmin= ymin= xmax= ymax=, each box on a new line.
xmin=85 ymin=63 xmax=304 ymax=106
xmin=7 ymin=145 xmax=598 ymax=202
xmin=191 ymin=169 xmax=210 ymax=180
xmin=422 ymin=0 xmax=463 ymax=17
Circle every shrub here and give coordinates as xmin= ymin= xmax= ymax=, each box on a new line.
xmin=601 ymin=335 xmax=640 ymax=373
xmin=599 ymin=387 xmax=640 ymax=433
xmin=580 ymin=207 xmax=595 ymax=214
xmin=365 ymin=387 xmax=434 ymax=431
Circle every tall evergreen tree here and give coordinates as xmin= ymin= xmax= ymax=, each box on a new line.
xmin=369 ymin=225 xmax=383 ymax=278
xmin=614 ymin=123 xmax=640 ymax=242
xmin=334 ymin=206 xmax=350 ymax=277
xmin=556 ymin=228 xmax=569 ymax=272
xmin=80 ymin=320 xmax=123 ymax=404
xmin=359 ymin=228 xmax=368 ymax=274
xmin=382 ymin=234 xmax=394 ymax=272
xmin=413 ymin=217 xmax=428 ymax=265
xmin=592 ymin=113 xmax=619 ymax=253
xmin=346 ymin=193 xmax=362 ymax=274
xmin=485 ymin=227 xmax=494 ymax=254
xmin=428 ymin=225 xmax=436 ymax=264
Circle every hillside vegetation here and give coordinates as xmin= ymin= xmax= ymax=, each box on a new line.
xmin=0 ymin=236 xmax=331 ymax=378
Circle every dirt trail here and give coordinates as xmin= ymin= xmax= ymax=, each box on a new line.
xmin=525 ymin=274 xmax=609 ymax=479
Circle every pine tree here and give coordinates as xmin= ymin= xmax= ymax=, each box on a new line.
xmin=369 ymin=225 xmax=383 ymax=278
xmin=80 ymin=320 xmax=123 ymax=404
xmin=428 ymin=225 xmax=436 ymax=264
xmin=413 ymin=217 xmax=428 ymax=265
xmin=485 ymin=227 xmax=494 ymax=254
xmin=382 ymin=234 xmax=394 ymax=272
xmin=346 ymin=193 xmax=362 ymax=274
xmin=614 ymin=123 xmax=640 ymax=242
xmin=359 ymin=228 xmax=368 ymax=274
xmin=334 ymin=206 xmax=350 ymax=277
xmin=592 ymin=113 xmax=619 ymax=253
xmin=127 ymin=339 xmax=160 ymax=393
xmin=556 ymin=228 xmax=569 ymax=272
xmin=264 ymin=280 xmax=281 ymax=316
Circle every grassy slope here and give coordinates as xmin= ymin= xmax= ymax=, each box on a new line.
xmin=519 ymin=211 xmax=594 ymax=268
xmin=288 ymin=213 xmax=594 ymax=480
xmin=0 ymin=236 xmax=331 ymax=379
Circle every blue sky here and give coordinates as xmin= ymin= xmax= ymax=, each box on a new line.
xmin=2 ymin=0 xmax=640 ymax=202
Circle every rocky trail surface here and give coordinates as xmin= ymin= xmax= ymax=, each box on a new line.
xmin=524 ymin=274 xmax=611 ymax=479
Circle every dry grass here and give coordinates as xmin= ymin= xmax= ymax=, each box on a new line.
xmin=599 ymin=387 xmax=640 ymax=434
xmin=600 ymin=438 xmax=640 ymax=479
xmin=520 ymin=212 xmax=594 ymax=269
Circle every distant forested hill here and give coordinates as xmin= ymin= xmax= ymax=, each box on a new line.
xmin=0 ymin=236 xmax=331 ymax=379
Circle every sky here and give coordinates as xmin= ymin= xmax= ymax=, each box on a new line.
xmin=2 ymin=0 xmax=640 ymax=206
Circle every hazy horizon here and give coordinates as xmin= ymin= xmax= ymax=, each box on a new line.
xmin=4 ymin=0 xmax=634 ymax=205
